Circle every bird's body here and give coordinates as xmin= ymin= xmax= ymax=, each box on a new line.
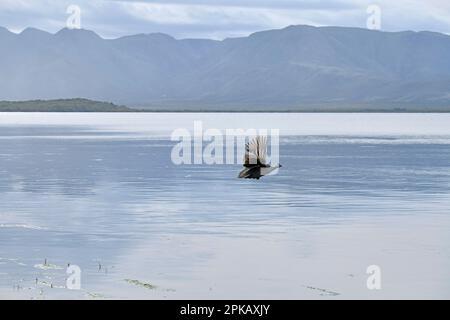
xmin=238 ymin=136 xmax=281 ymax=179
xmin=238 ymin=165 xmax=279 ymax=179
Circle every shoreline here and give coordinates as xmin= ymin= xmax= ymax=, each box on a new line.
xmin=1 ymin=110 xmax=450 ymax=113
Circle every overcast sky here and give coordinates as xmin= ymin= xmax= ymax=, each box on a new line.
xmin=1 ymin=0 xmax=450 ymax=39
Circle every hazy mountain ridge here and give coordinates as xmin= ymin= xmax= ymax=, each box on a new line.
xmin=1 ymin=25 xmax=449 ymax=111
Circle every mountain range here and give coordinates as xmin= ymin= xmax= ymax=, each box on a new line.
xmin=1 ymin=25 xmax=450 ymax=111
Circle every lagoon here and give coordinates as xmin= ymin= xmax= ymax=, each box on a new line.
xmin=0 ymin=113 xmax=449 ymax=299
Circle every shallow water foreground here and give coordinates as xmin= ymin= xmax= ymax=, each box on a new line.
xmin=0 ymin=113 xmax=449 ymax=299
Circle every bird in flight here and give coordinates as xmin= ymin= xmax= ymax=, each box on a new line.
xmin=238 ymin=136 xmax=282 ymax=179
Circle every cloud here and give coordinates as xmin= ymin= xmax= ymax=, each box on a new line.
xmin=108 ymin=0 xmax=357 ymax=10
xmin=0 ymin=0 xmax=449 ymax=39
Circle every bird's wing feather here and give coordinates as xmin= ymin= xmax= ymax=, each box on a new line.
xmin=244 ymin=136 xmax=267 ymax=165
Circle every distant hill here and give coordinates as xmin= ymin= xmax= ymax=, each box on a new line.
xmin=0 ymin=99 xmax=133 ymax=112
xmin=0 ymin=25 xmax=449 ymax=111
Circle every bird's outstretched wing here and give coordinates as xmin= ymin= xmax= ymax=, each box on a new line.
xmin=244 ymin=136 xmax=267 ymax=166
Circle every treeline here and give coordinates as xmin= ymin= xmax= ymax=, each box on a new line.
xmin=0 ymin=98 xmax=135 ymax=112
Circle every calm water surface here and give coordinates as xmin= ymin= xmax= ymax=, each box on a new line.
xmin=0 ymin=113 xmax=449 ymax=299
